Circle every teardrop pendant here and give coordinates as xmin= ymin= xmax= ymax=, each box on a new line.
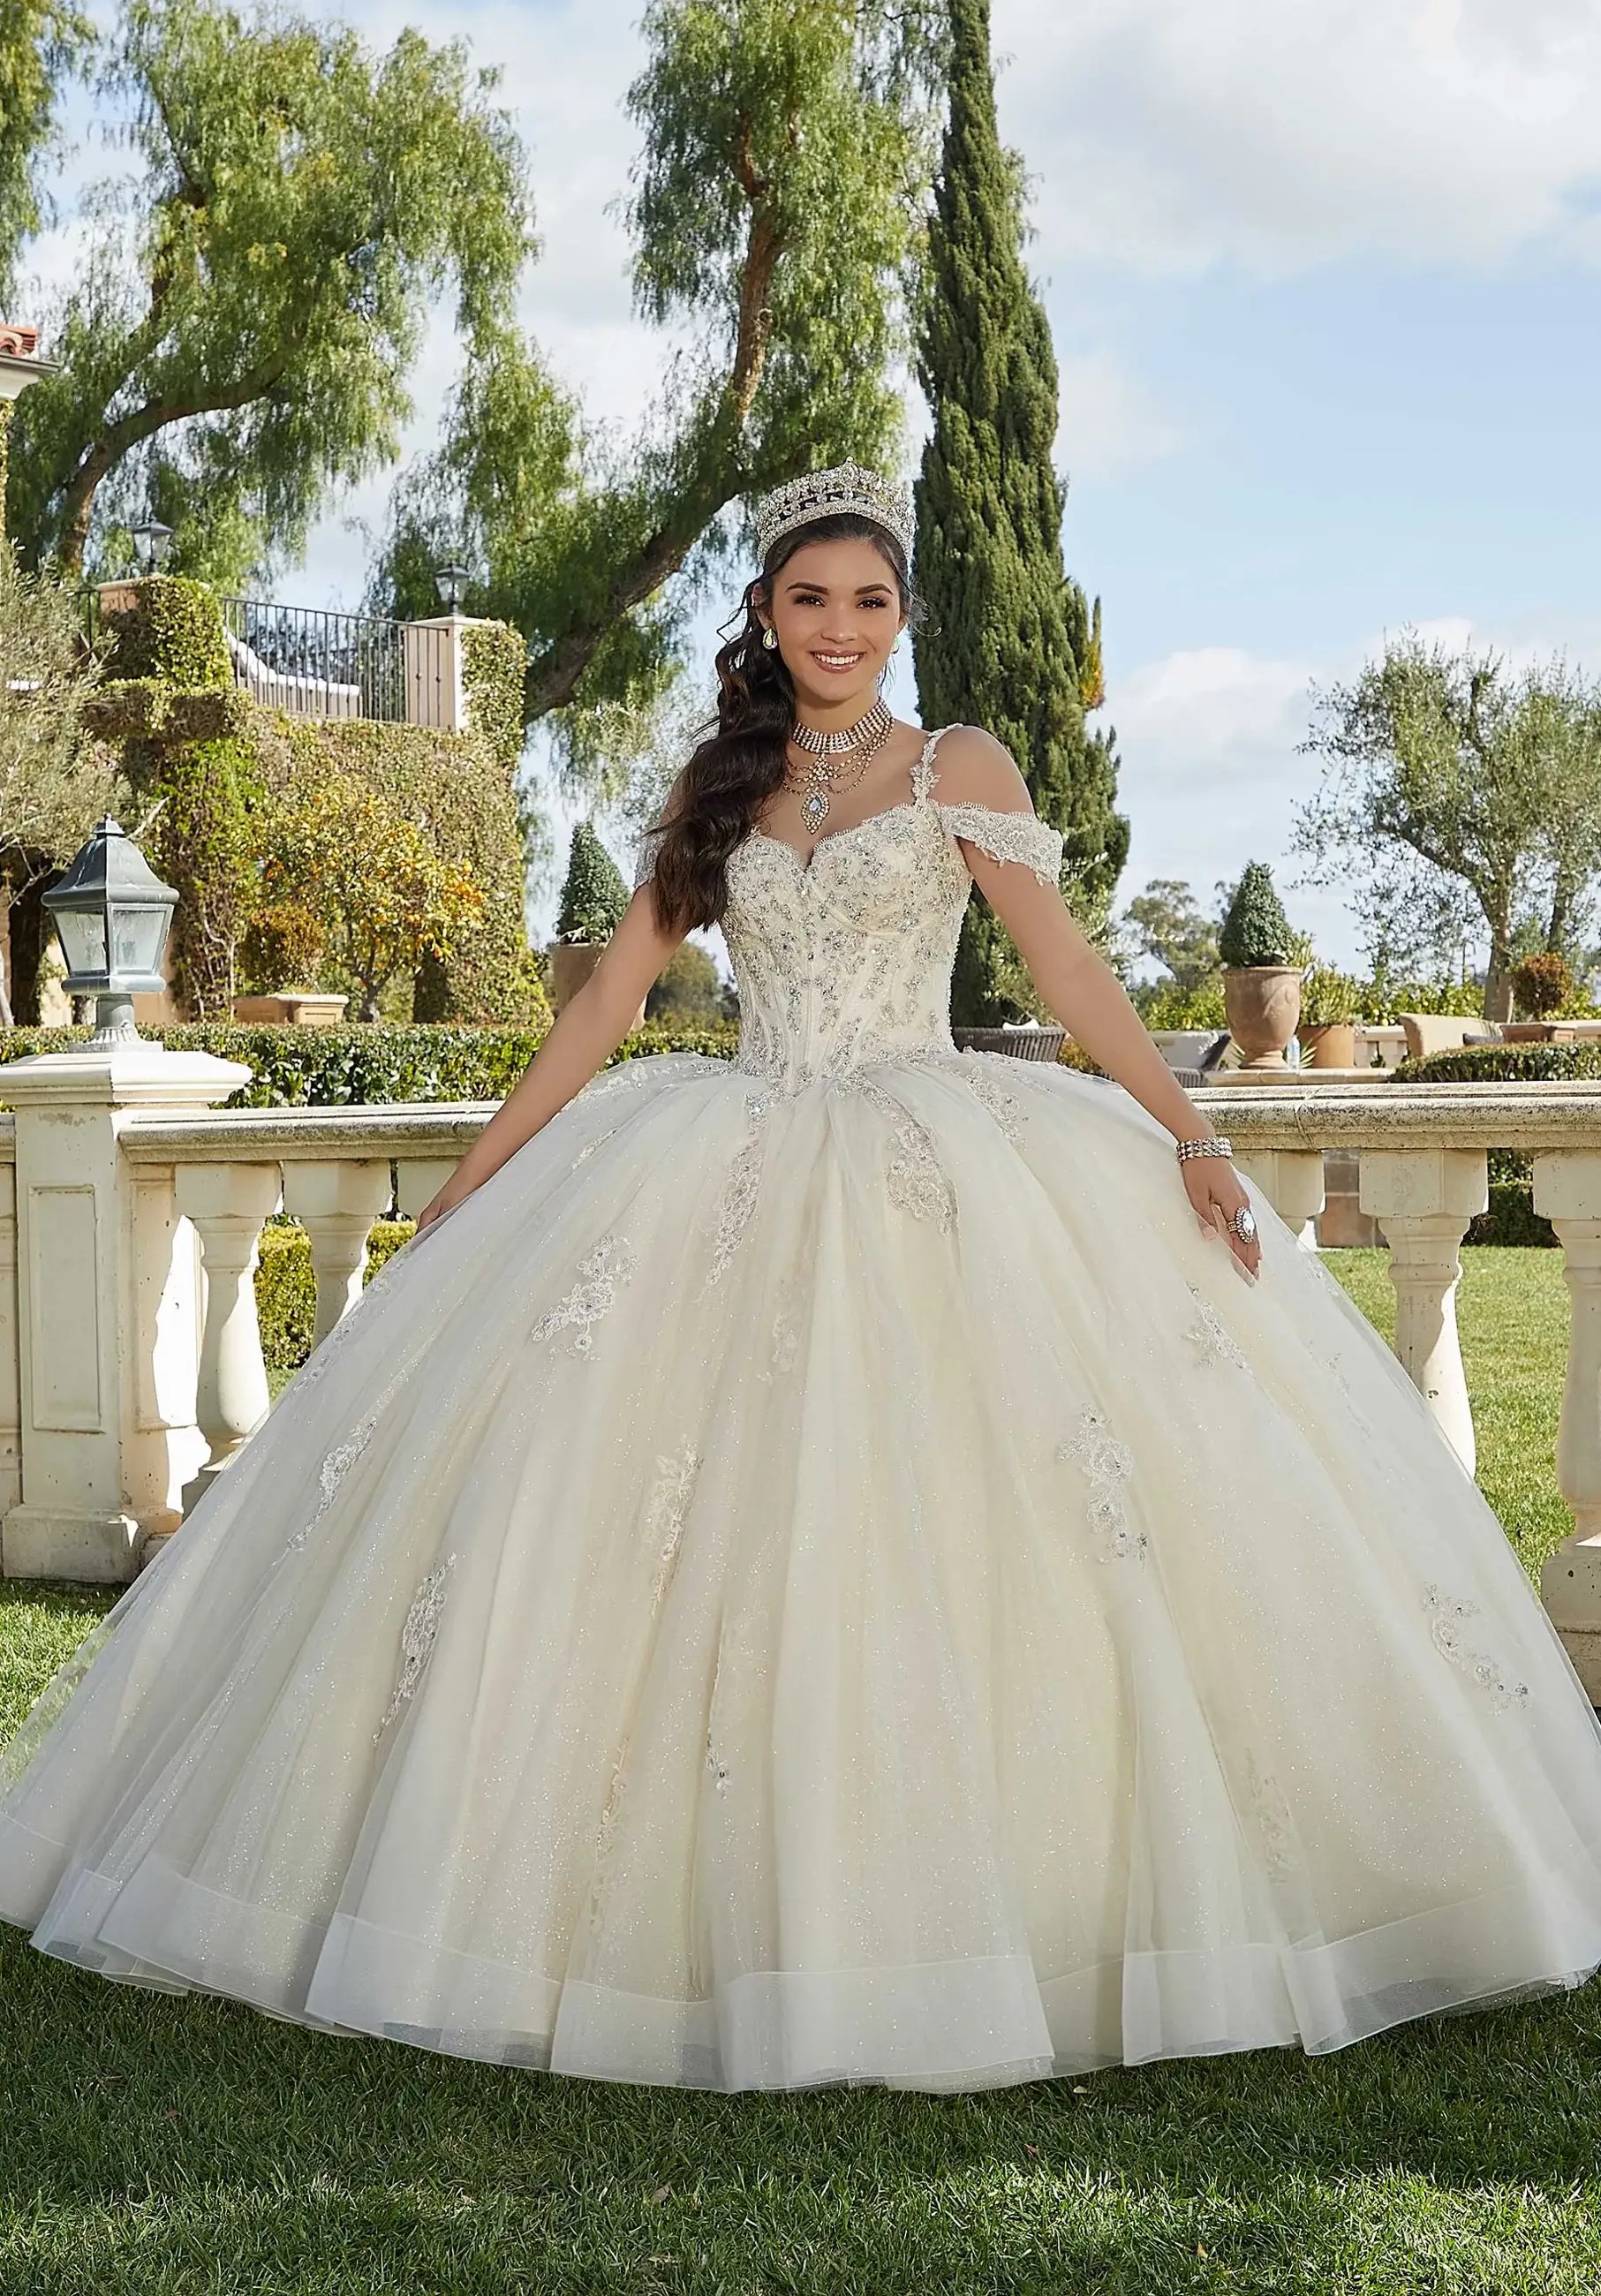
xmin=801 ymin=789 xmax=829 ymax=833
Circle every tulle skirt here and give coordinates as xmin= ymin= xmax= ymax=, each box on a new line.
xmin=3 ymin=1047 xmax=1601 ymax=2091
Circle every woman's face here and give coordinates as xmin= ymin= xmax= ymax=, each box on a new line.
xmin=758 ymin=533 xmax=906 ymax=721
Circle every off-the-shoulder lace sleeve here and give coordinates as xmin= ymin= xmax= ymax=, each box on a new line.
xmin=932 ymin=801 xmax=1064 ymax=887
xmin=632 ymin=823 xmax=668 ymax=890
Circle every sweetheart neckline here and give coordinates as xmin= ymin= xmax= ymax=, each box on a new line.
xmin=746 ymin=800 xmax=926 ymax=879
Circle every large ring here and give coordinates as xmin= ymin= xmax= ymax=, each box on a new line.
xmin=1230 ymin=1205 xmax=1258 ymax=1244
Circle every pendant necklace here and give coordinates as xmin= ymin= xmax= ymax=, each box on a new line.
xmin=785 ymin=698 xmax=895 ymax=835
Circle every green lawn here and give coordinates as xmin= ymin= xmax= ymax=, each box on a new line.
xmin=1 ymin=1248 xmax=1598 ymax=2295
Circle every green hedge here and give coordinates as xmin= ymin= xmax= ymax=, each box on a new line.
xmin=1389 ymin=1041 xmax=1601 ymax=1084
xmin=0 ymin=1017 xmax=739 ymax=1109
xmin=256 ymin=1219 xmax=413 ymax=1374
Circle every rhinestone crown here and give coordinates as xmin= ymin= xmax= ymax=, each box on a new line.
xmin=754 ymin=461 xmax=914 ymax=563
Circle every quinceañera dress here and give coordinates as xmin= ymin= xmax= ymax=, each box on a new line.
xmin=4 ymin=727 xmax=1601 ymax=2093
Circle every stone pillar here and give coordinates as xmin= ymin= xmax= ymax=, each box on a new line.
xmin=175 ymin=1160 xmax=282 ymax=1514
xmin=282 ymin=1159 xmax=393 ymax=1346
xmin=0 ymin=1162 xmax=19 ymax=1515
xmin=1533 ymin=1152 xmax=1601 ymax=1697
xmin=402 ymin=614 xmax=467 ymax=731
xmin=0 ymin=1038 xmax=252 ymax=1581
xmin=1360 ymin=1147 xmax=1489 ymax=1471
xmin=1233 ymin=1147 xmax=1325 ymax=1250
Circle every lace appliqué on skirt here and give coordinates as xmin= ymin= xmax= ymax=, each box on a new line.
xmin=372 ymin=1552 xmax=458 ymax=1741
xmin=1184 ymin=1283 xmax=1249 ymax=1371
xmin=1060 ymin=1407 xmax=1145 ymax=1563
xmin=532 ymin=1235 xmax=638 ymax=1356
xmin=850 ymin=1076 xmax=956 ymax=1229
xmin=1422 ymin=1584 xmax=1530 ymax=1711
xmin=1244 ymin=1750 xmax=1298 ymax=1880
xmin=646 ymin=1441 xmax=702 ymax=1607
xmin=701 ymin=1087 xmax=778 ymax=1293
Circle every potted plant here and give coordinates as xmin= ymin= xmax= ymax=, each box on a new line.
xmin=1219 ymin=861 xmax=1302 ymax=1068
xmin=1296 ymin=962 xmax=1360 ymax=1069
xmin=549 ymin=822 xmax=636 ymax=1016
xmin=1503 ymin=950 xmax=1573 ymax=1042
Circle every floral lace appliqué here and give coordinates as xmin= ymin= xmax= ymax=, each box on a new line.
xmin=931 ymin=800 xmax=1064 ymax=886
xmin=1422 ymin=1584 xmax=1529 ymax=1711
xmin=1184 ymin=1283 xmax=1249 ymax=1371
xmin=373 ymin=1552 xmax=457 ymax=1741
xmin=532 ymin=1234 xmax=638 ymax=1356
xmin=701 ymin=1087 xmax=778 ymax=1292
xmin=851 ymin=1076 xmax=956 ymax=1230
xmin=1244 ymin=1750 xmax=1297 ymax=1879
xmin=1059 ymin=1407 xmax=1145 ymax=1562
xmin=646 ymin=1441 xmax=702 ymax=1607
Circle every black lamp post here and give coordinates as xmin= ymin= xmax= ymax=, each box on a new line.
xmin=131 ymin=517 xmax=174 ymax=574
xmin=42 ymin=819 xmax=179 ymax=1047
xmin=432 ymin=560 xmax=470 ymax=612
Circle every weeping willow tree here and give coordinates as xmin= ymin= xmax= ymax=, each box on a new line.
xmin=913 ymin=0 xmax=1127 ymax=1025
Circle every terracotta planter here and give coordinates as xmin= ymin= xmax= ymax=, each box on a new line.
xmin=1223 ymin=966 xmax=1303 ymax=1069
xmin=1297 ymin=1020 xmax=1356 ymax=1069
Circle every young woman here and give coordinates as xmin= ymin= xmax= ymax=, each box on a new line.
xmin=4 ymin=463 xmax=1600 ymax=2094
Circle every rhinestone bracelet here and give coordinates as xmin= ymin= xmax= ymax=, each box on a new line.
xmin=1174 ymin=1135 xmax=1234 ymax=1164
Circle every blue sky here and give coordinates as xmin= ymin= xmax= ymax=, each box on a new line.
xmin=20 ymin=0 xmax=1601 ymax=971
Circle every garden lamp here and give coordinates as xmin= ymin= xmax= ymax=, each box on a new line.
xmin=433 ymin=559 xmax=471 ymax=612
xmin=131 ymin=517 xmax=174 ymax=573
xmin=42 ymin=818 xmax=178 ymax=1048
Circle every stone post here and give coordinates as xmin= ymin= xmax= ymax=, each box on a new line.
xmin=1359 ymin=1147 xmax=1489 ymax=1471
xmin=0 ymin=1038 xmax=251 ymax=1581
xmin=1232 ymin=1147 xmax=1325 ymax=1250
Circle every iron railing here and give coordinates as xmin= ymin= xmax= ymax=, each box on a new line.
xmin=219 ymin=597 xmax=442 ymax=724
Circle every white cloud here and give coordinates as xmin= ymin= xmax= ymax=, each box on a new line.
xmin=996 ymin=0 xmax=1601 ymax=279
xmin=1055 ymin=347 xmax=1192 ymax=480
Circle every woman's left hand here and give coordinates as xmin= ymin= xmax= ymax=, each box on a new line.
xmin=1180 ymin=1155 xmax=1262 ymax=1280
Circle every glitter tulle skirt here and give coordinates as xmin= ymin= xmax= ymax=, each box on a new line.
xmin=4 ymin=1047 xmax=1601 ymax=2092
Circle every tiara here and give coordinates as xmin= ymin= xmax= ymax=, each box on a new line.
xmin=753 ymin=461 xmax=914 ymax=562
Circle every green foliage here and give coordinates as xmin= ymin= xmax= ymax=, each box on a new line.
xmin=0 ymin=0 xmax=90 ymax=305
xmin=1298 ymin=963 xmax=1362 ymax=1024
xmin=645 ymin=937 xmax=730 ymax=1022
xmin=11 ymin=0 xmax=531 ymax=578
xmin=1511 ymin=949 xmax=1573 ymax=1019
xmin=1131 ymin=976 xmax=1228 ymax=1031
xmin=913 ymin=0 xmax=1127 ymax=1027
xmin=255 ymin=1217 xmax=412 ymax=1375
xmin=148 ymin=731 xmax=266 ymax=1016
xmin=1219 ymin=860 xmax=1295 ymax=969
xmin=378 ymin=0 xmax=940 ymax=766
xmin=1294 ymin=632 xmax=1601 ymax=1019
xmin=1389 ymin=1040 xmax=1601 ymax=1084
xmin=1121 ymin=879 xmax=1220 ymax=995
xmin=459 ymin=618 xmax=526 ymax=781
xmin=238 ymin=900 xmax=322 ymax=993
xmin=0 ymin=542 xmax=122 ymax=909
xmin=99 ymin=575 xmax=229 ymax=684
xmin=0 ymin=1015 xmax=738 ymax=1107
xmin=555 ymin=820 xmax=630 ymax=944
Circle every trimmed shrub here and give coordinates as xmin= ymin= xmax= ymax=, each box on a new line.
xmin=256 ymin=1218 xmax=414 ymax=1374
xmin=1219 ymin=861 xmax=1295 ymax=969
xmin=1510 ymin=950 xmax=1573 ymax=1020
xmin=555 ymin=821 xmax=631 ymax=945
xmin=1389 ymin=1041 xmax=1601 ymax=1084
xmin=0 ymin=1016 xmax=739 ymax=1109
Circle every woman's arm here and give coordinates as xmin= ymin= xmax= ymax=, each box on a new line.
xmin=414 ymin=833 xmax=690 ymax=1233
xmin=933 ymin=728 xmax=1260 ymax=1276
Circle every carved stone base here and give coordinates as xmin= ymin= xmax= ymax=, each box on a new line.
xmin=1 ymin=1502 xmax=176 ymax=1583
xmin=1541 ymin=1542 xmax=1601 ymax=1704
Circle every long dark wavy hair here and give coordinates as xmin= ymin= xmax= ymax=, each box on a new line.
xmin=641 ymin=512 xmax=916 ymax=935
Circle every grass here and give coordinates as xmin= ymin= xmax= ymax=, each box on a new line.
xmin=1 ymin=1248 xmax=1597 ymax=2294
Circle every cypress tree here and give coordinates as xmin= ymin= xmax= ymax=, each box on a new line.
xmin=914 ymin=0 xmax=1129 ymax=1025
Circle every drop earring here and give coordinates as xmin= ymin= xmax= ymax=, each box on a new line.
xmin=761 ymin=627 xmax=778 ymax=651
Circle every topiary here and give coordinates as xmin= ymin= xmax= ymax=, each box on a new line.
xmin=1510 ymin=950 xmax=1573 ymax=1020
xmin=1219 ymin=861 xmax=1295 ymax=969
xmin=555 ymin=821 xmax=630 ymax=944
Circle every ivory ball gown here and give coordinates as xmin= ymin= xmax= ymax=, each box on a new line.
xmin=4 ymin=725 xmax=1601 ymax=2094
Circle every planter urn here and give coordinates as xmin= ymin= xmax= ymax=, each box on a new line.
xmin=1223 ymin=965 xmax=1303 ymax=1069
xmin=548 ymin=938 xmax=646 ymax=1031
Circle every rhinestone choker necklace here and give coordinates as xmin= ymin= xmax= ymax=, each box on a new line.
xmin=785 ymin=699 xmax=895 ymax=835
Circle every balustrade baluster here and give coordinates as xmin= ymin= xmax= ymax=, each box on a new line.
xmin=282 ymin=1159 xmax=394 ymax=1346
xmin=1233 ymin=1147 xmax=1325 ymax=1250
xmin=1358 ymin=1147 xmax=1488 ymax=1470
xmin=1533 ymin=1152 xmax=1601 ymax=1698
xmin=174 ymin=1161 xmax=283 ymax=1511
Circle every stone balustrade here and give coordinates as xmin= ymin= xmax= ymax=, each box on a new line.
xmin=4 ymin=1050 xmax=1601 ymax=1695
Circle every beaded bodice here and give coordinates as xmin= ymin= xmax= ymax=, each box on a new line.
xmin=633 ymin=727 xmax=1065 ymax=1092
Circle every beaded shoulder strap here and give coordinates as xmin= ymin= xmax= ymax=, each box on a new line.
xmin=910 ymin=724 xmax=957 ymax=804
